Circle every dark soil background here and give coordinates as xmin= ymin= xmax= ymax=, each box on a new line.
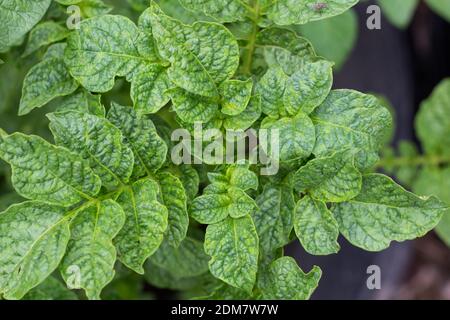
xmin=286 ymin=0 xmax=450 ymax=300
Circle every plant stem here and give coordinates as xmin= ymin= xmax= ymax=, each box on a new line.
xmin=242 ymin=1 xmax=260 ymax=76
xmin=376 ymin=154 xmax=450 ymax=169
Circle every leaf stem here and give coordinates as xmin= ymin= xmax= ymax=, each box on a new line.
xmin=242 ymin=1 xmax=261 ymax=76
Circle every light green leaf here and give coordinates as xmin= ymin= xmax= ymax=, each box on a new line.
xmin=57 ymin=88 xmax=105 ymax=117
xmin=261 ymin=256 xmax=321 ymax=300
xmin=293 ymin=151 xmax=362 ymax=202
xmin=333 ymin=174 xmax=448 ymax=251
xmin=416 ymin=78 xmax=450 ymax=157
xmin=252 ymin=183 xmax=294 ymax=253
xmin=256 ymin=27 xmax=317 ymax=76
xmin=0 ymin=201 xmax=70 ymax=300
xmin=108 ymin=103 xmax=168 ymax=177
xmin=77 ymin=0 xmax=113 ymax=18
xmin=19 ymin=57 xmax=79 ymax=115
xmin=168 ymin=164 xmax=199 ymax=201
xmin=157 ymin=171 xmax=189 ymax=247
xmin=22 ymin=21 xmax=69 ymax=57
xmin=131 ymin=64 xmax=172 ymax=114
xmin=65 ymin=14 xmax=156 ymax=92
xmin=378 ymin=0 xmax=419 ymax=29
xmin=148 ymin=3 xmax=239 ymax=97
xmin=265 ymin=0 xmax=359 ymax=25
xmin=223 ymin=95 xmax=262 ymax=130
xmin=294 ymin=195 xmax=340 ymax=255
xmin=220 ymin=79 xmax=253 ymax=116
xmin=426 ymin=0 xmax=450 ymax=23
xmin=115 ymin=179 xmax=168 ymax=274
xmin=191 ymin=187 xmax=257 ymax=224
xmin=169 ymin=88 xmax=219 ymax=123
xmin=48 ymin=111 xmax=134 ymax=188
xmin=60 ymin=200 xmax=125 ymax=300
xmin=285 ymin=59 xmax=333 ymax=115
xmin=179 ymin=0 xmax=252 ymax=23
xmin=43 ymin=43 xmax=67 ymax=60
xmin=295 ymin=9 xmax=358 ymax=69
xmin=24 ymin=276 xmax=78 ymax=300
xmin=0 ymin=0 xmax=52 ymax=52
xmin=150 ymin=237 xmax=209 ymax=278
xmin=311 ymin=90 xmax=392 ymax=169
xmin=257 ymin=66 xmax=289 ymax=118
xmin=204 ymin=215 xmax=259 ymax=293
xmin=261 ymin=112 xmax=315 ymax=162
xmin=0 ymin=133 xmax=101 ymax=206
xmin=226 ymin=165 xmax=258 ymax=191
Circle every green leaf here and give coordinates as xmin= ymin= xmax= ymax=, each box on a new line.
xmin=179 ymin=0 xmax=252 ymax=23
xmin=60 ymin=199 xmax=125 ymax=300
xmin=252 ymin=183 xmax=294 ymax=253
xmin=169 ymin=88 xmax=219 ymax=123
xmin=261 ymin=256 xmax=321 ymax=300
xmin=255 ymin=27 xmax=317 ymax=76
xmin=19 ymin=57 xmax=79 ymax=115
xmin=426 ymin=0 xmax=450 ymax=23
xmin=333 ymin=174 xmax=448 ymax=251
xmin=294 ymin=195 xmax=340 ymax=255
xmin=131 ymin=64 xmax=172 ymax=114
xmin=191 ymin=187 xmax=257 ymax=224
xmin=311 ymin=90 xmax=392 ymax=169
xmin=204 ymin=215 xmax=259 ymax=293
xmin=265 ymin=0 xmax=359 ymax=25
xmin=108 ymin=103 xmax=168 ymax=177
xmin=65 ymin=14 xmax=156 ymax=92
xmin=293 ymin=151 xmax=362 ymax=202
xmin=148 ymin=3 xmax=239 ymax=97
xmin=115 ymin=179 xmax=168 ymax=274
xmin=226 ymin=164 xmax=258 ymax=191
xmin=150 ymin=237 xmax=209 ymax=278
xmin=220 ymin=79 xmax=253 ymax=116
xmin=0 ymin=0 xmax=52 ymax=52
xmin=0 ymin=133 xmax=101 ymax=206
xmin=22 ymin=21 xmax=69 ymax=57
xmin=261 ymin=112 xmax=315 ymax=162
xmin=257 ymin=66 xmax=289 ymax=118
xmin=378 ymin=0 xmax=419 ymax=29
xmin=48 ymin=111 xmax=134 ymax=189
xmin=169 ymin=164 xmax=200 ymax=201
xmin=295 ymin=9 xmax=358 ymax=69
xmin=285 ymin=59 xmax=333 ymax=115
xmin=43 ymin=43 xmax=67 ymax=60
xmin=223 ymin=95 xmax=262 ymax=130
xmin=24 ymin=276 xmax=78 ymax=300
xmin=157 ymin=171 xmax=189 ymax=247
xmin=0 ymin=201 xmax=70 ymax=300
xmin=416 ymin=78 xmax=450 ymax=157
xmin=57 ymin=88 xmax=105 ymax=117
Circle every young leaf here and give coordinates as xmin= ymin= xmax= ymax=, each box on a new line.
xmin=148 ymin=3 xmax=239 ymax=98
xmin=204 ymin=215 xmax=259 ymax=293
xmin=333 ymin=174 xmax=448 ymax=251
xmin=265 ymin=0 xmax=359 ymax=25
xmin=261 ymin=257 xmax=321 ymax=300
xmin=252 ymin=183 xmax=294 ymax=253
xmin=294 ymin=195 xmax=340 ymax=255
xmin=22 ymin=21 xmax=69 ymax=57
xmin=131 ymin=64 xmax=172 ymax=114
xmin=157 ymin=171 xmax=189 ymax=247
xmin=0 ymin=201 xmax=71 ymax=300
xmin=48 ymin=111 xmax=135 ymax=188
xmin=0 ymin=0 xmax=52 ymax=52
xmin=0 ymin=133 xmax=101 ymax=206
xmin=114 ymin=179 xmax=168 ymax=274
xmin=311 ymin=90 xmax=392 ymax=169
xmin=108 ymin=103 xmax=168 ymax=176
xmin=257 ymin=66 xmax=289 ymax=118
xmin=261 ymin=112 xmax=315 ymax=162
xmin=60 ymin=199 xmax=125 ymax=300
xmin=65 ymin=15 xmax=156 ymax=92
xmin=223 ymin=95 xmax=262 ymax=130
xmin=220 ymin=79 xmax=253 ymax=116
xmin=226 ymin=165 xmax=258 ymax=191
xmin=169 ymin=88 xmax=219 ymax=123
xmin=19 ymin=57 xmax=79 ymax=115
xmin=293 ymin=151 xmax=362 ymax=202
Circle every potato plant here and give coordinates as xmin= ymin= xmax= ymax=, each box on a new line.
xmin=0 ymin=0 xmax=448 ymax=300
